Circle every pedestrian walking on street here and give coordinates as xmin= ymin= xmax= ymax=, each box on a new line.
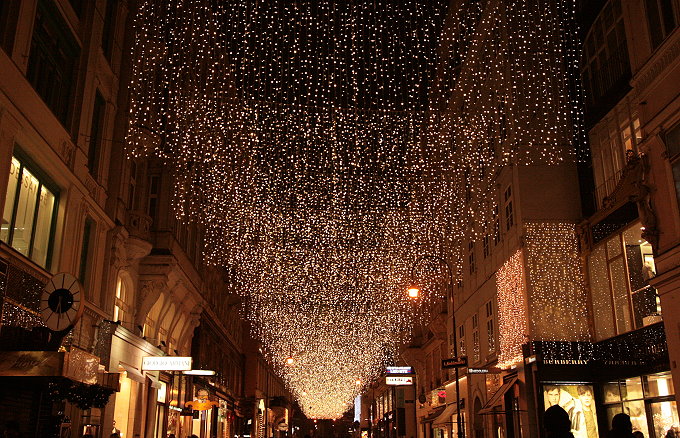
xmin=544 ymin=405 xmax=575 ymax=438
xmin=606 ymin=413 xmax=635 ymax=438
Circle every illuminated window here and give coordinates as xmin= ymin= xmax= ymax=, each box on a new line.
xmin=590 ymin=103 xmax=641 ymax=208
xmin=603 ymin=372 xmax=678 ymax=438
xmin=114 ymin=275 xmax=131 ymax=325
xmin=1 ymin=154 xmax=58 ymax=268
xmin=587 ymin=222 xmax=660 ymax=340
xmin=143 ymin=317 xmax=154 ymax=338
xmin=458 ymin=324 xmax=466 ymax=356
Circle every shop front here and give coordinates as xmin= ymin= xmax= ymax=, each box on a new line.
xmin=537 ymin=372 xmax=678 ymax=438
xmin=0 ymin=348 xmax=118 ymax=438
xmin=527 ymin=323 xmax=677 ymax=438
xmin=107 ymin=325 xmax=174 ymax=438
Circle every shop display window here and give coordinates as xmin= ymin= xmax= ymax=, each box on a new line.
xmin=602 ymin=372 xmax=679 ymax=438
xmin=542 ymin=383 xmax=599 ymax=438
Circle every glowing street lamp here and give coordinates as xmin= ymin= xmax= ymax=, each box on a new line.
xmin=285 ymin=356 xmax=295 ymax=366
xmin=410 ymin=255 xmax=464 ymax=438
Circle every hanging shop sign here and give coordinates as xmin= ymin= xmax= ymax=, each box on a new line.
xmin=0 ymin=351 xmax=64 ymax=376
xmin=386 ymin=376 xmax=413 ymax=386
xmin=142 ymin=356 xmax=192 ymax=371
xmin=386 ymin=366 xmax=414 ymax=375
xmin=442 ymin=357 xmax=467 ymax=369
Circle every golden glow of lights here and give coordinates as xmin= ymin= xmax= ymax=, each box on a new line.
xmin=524 ymin=222 xmax=589 ymax=341
xmin=126 ymin=0 xmax=582 ymax=420
xmin=496 ymin=250 xmax=528 ymax=369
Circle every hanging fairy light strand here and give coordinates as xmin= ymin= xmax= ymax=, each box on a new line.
xmin=126 ymin=0 xmax=582 ymax=419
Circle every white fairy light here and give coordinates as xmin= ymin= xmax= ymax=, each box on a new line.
xmin=126 ymin=0 xmax=582 ymax=419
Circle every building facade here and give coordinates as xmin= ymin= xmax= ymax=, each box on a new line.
xmin=0 ymin=1 xmax=290 ymax=437
xmin=406 ymin=0 xmax=680 ymax=437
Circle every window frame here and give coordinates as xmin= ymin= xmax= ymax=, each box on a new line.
xmin=1 ymin=149 xmax=59 ymax=269
xmin=643 ymin=0 xmax=679 ymax=51
xmin=26 ymin=0 xmax=81 ymax=132
xmin=588 ymin=221 xmax=659 ymax=339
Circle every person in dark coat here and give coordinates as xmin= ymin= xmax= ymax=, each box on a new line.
xmin=606 ymin=413 xmax=635 ymax=438
xmin=544 ymin=405 xmax=575 ymax=438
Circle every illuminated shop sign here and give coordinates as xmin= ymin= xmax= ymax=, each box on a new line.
xmin=386 ymin=366 xmax=414 ymax=374
xmin=386 ymin=376 xmax=413 ymax=385
xmin=142 ymin=356 xmax=192 ymax=371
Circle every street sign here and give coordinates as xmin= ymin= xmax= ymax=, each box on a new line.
xmin=441 ymin=357 xmax=467 ymax=369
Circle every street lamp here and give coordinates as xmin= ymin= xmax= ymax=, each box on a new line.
xmin=408 ymin=255 xmax=464 ymax=438
xmin=285 ymin=356 xmax=295 ymax=366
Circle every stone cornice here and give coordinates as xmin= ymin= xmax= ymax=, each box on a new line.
xmin=631 ymin=30 xmax=680 ymax=98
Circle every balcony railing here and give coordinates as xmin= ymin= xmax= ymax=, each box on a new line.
xmin=593 ymin=167 xmax=624 ymax=210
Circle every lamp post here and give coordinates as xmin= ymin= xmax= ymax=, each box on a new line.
xmin=407 ymin=255 xmax=464 ymax=438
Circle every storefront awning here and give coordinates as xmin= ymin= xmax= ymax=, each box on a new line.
xmin=119 ymin=363 xmax=145 ymax=383
xmin=433 ymin=403 xmax=458 ymax=428
xmin=478 ymin=376 xmax=518 ymax=414
xmin=420 ymin=405 xmax=445 ymax=423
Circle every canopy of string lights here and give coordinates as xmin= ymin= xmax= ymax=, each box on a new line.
xmin=126 ymin=0 xmax=581 ymax=419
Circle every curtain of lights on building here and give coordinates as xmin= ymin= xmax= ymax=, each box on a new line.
xmin=127 ymin=0 xmax=582 ymax=418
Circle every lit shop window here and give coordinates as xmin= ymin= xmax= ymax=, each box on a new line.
xmin=603 ymin=373 xmax=678 ymax=438
xmin=587 ymin=222 xmax=660 ymax=340
xmin=1 ymin=155 xmax=57 ymax=268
